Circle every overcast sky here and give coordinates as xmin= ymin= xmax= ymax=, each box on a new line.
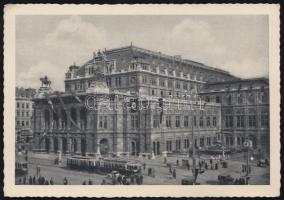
xmin=16 ymin=15 xmax=269 ymax=91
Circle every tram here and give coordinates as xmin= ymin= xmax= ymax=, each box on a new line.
xmin=15 ymin=161 xmax=28 ymax=176
xmin=66 ymin=156 xmax=142 ymax=175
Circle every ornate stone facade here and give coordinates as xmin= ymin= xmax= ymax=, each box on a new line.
xmin=32 ymin=45 xmax=269 ymax=156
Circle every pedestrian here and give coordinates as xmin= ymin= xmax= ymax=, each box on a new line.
xmin=45 ymin=180 xmax=49 ymax=185
xmin=33 ymin=176 xmax=36 ymax=184
xmin=101 ymin=179 xmax=106 ymax=185
xmin=88 ymin=179 xmax=93 ymax=185
xmin=173 ymin=168 xmax=176 ymax=179
xmin=38 ymin=176 xmax=41 ymax=185
xmin=169 ymin=166 xmax=172 ymax=174
xmin=210 ymin=158 xmax=213 ymax=165
xmin=23 ymin=176 xmax=26 ymax=185
xmin=29 ymin=176 xmax=32 ymax=185
xmin=187 ymin=163 xmax=190 ymax=170
xmin=136 ymin=175 xmax=140 ymax=185
xmin=164 ymin=157 xmax=167 ymax=164
xmin=63 ymin=177 xmax=68 ymax=185
xmin=42 ymin=176 xmax=46 ymax=185
xmin=82 ymin=181 xmax=86 ymax=185
xmin=117 ymin=175 xmax=122 ymax=184
xmin=50 ymin=178 xmax=54 ymax=185
xmin=18 ymin=178 xmax=22 ymax=184
xmin=205 ymin=162 xmax=208 ymax=170
xmin=122 ymin=176 xmax=127 ymax=185
xmin=140 ymin=175 xmax=143 ymax=184
xmin=176 ymin=159 xmax=179 ymax=166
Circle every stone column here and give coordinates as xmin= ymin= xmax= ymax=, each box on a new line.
xmin=58 ymin=109 xmax=62 ymax=130
xmin=85 ymin=135 xmax=92 ymax=155
xmin=76 ymin=108 xmax=81 ymax=129
xmin=76 ymin=138 xmax=81 ymax=155
xmin=67 ymin=109 xmax=71 ymax=130
xmin=87 ymin=113 xmax=92 ymax=130
xmin=49 ymin=136 xmax=54 ymax=153
xmin=58 ymin=137 xmax=62 ymax=153
xmin=49 ymin=110 xmax=53 ymax=130
xmin=66 ymin=137 xmax=72 ymax=154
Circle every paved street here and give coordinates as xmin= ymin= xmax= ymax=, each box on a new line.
xmin=16 ymin=152 xmax=269 ymax=185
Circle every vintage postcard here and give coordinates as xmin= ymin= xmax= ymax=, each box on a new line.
xmin=4 ymin=4 xmax=280 ymax=197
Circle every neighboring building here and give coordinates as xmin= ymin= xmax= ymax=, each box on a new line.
xmin=16 ymin=87 xmax=36 ymax=150
xmin=31 ymin=45 xmax=269 ymax=157
xmin=199 ymin=78 xmax=269 ymax=156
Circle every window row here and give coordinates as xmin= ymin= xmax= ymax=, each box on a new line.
xmin=16 ymin=111 xmax=30 ymax=117
xmin=16 ymin=102 xmax=31 ymax=109
xmin=16 ymin=120 xmax=30 ymax=127
xmin=156 ymin=115 xmax=218 ymax=128
xmin=224 ymin=114 xmax=269 ymax=128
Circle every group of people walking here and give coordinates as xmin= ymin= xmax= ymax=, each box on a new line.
xmin=17 ymin=175 xmax=55 ymax=185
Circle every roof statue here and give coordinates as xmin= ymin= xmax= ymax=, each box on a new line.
xmin=40 ymin=75 xmax=51 ymax=88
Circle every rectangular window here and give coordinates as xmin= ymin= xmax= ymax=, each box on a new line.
xmin=26 ymin=121 xmax=29 ymax=126
xmin=166 ymin=116 xmax=172 ymax=128
xmin=199 ymin=116 xmax=204 ymax=127
xmin=26 ymin=103 xmax=29 ymax=108
xmin=260 ymin=114 xmax=269 ymax=127
xmin=17 ymin=103 xmax=19 ymax=108
xmin=183 ymin=83 xmax=187 ymax=90
xmin=249 ymin=115 xmax=256 ymax=127
xmin=17 ymin=111 xmax=20 ymax=116
xmin=166 ymin=141 xmax=172 ymax=151
xmin=22 ymin=111 xmax=24 ymax=117
xmin=22 ymin=103 xmax=24 ymax=109
xmin=176 ymin=140 xmax=181 ymax=150
xmin=206 ymin=116 xmax=210 ymax=126
xmin=99 ymin=116 xmax=103 ymax=128
xmin=153 ymin=115 xmax=159 ymax=128
xmin=17 ymin=121 xmax=20 ymax=126
xmin=176 ymin=81 xmax=180 ymax=89
xmin=213 ymin=116 xmax=217 ymax=127
xmin=142 ymin=76 xmax=147 ymax=83
xmin=131 ymin=115 xmax=139 ymax=129
xmin=103 ymin=116 xmax=107 ymax=129
xmin=175 ymin=116 xmax=180 ymax=127
xmin=26 ymin=111 xmax=29 ymax=117
xmin=159 ymin=78 xmax=165 ymax=87
xmin=193 ymin=116 xmax=197 ymax=127
xmin=216 ymin=96 xmax=221 ymax=103
xmin=184 ymin=116 xmax=189 ymax=127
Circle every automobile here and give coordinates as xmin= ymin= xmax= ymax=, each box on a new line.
xmin=181 ymin=176 xmax=200 ymax=185
xmin=181 ymin=176 xmax=195 ymax=185
xmin=257 ymin=159 xmax=268 ymax=167
xmin=218 ymin=173 xmax=234 ymax=185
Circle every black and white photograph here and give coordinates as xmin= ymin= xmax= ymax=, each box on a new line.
xmin=4 ymin=4 xmax=280 ymax=197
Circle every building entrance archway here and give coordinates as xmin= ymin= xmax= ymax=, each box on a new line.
xmin=99 ymin=139 xmax=109 ymax=155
